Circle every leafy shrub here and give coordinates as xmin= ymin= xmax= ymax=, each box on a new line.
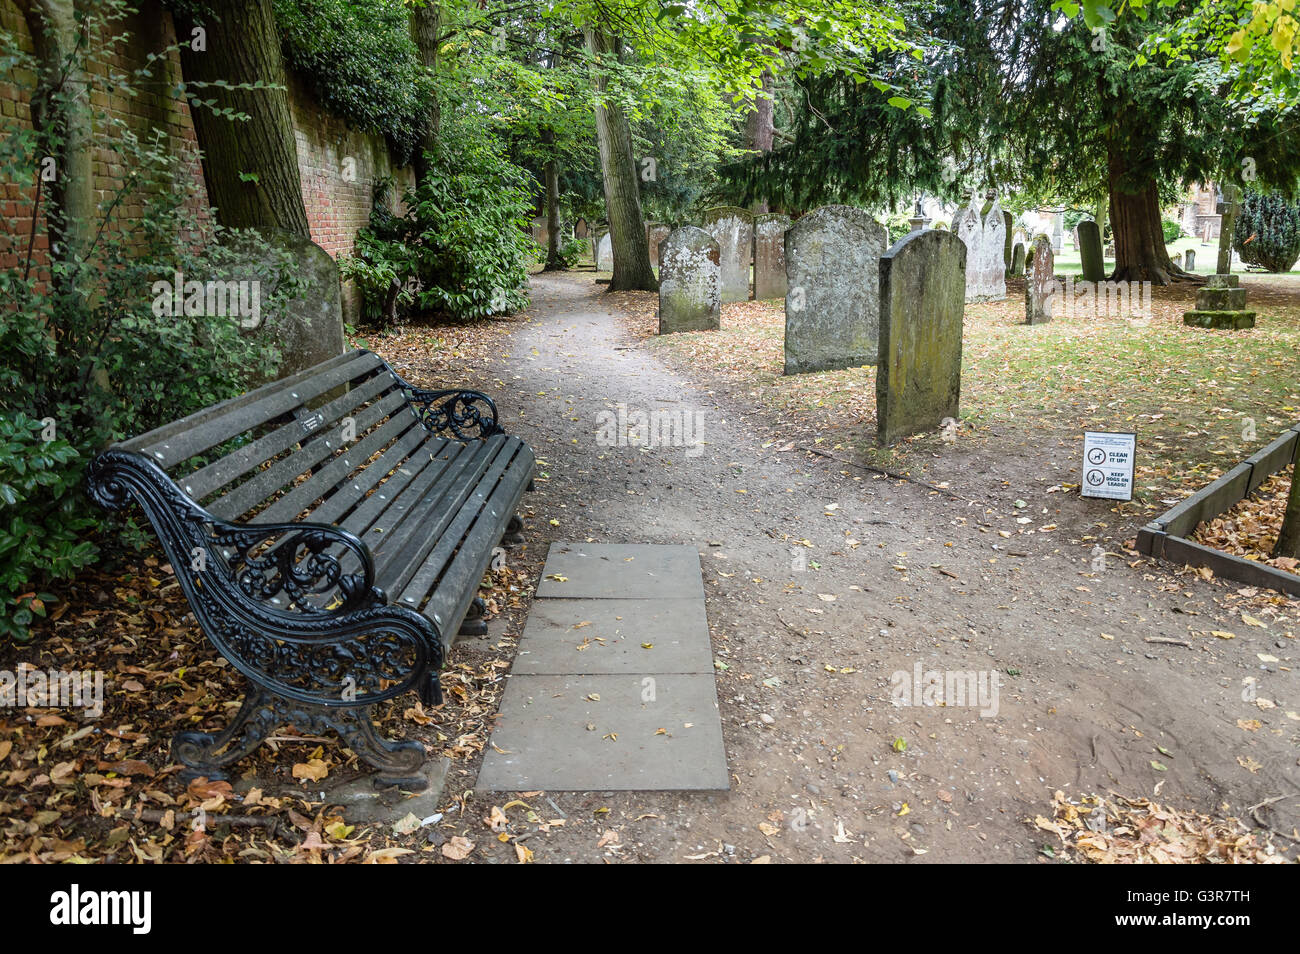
xmin=341 ymin=121 xmax=536 ymax=323
xmin=273 ymin=0 xmax=433 ymax=164
xmin=0 ymin=415 xmax=98 ymax=643
xmin=0 ymin=14 xmax=295 ymax=641
xmin=1233 ymin=190 xmax=1300 ymax=273
xmin=555 ymin=236 xmax=590 ymax=269
xmin=1162 ymin=218 xmax=1183 ymax=243
xmin=338 ymin=230 xmax=418 ymax=325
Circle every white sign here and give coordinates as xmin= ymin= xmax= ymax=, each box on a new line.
xmin=1082 ymin=431 xmax=1136 ymax=501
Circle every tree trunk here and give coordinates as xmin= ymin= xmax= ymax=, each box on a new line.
xmin=19 ymin=0 xmax=94 ymax=287
xmin=1093 ymin=195 xmax=1108 ymax=244
xmin=584 ymin=26 xmax=657 ymax=292
xmin=175 ymin=0 xmax=310 ymax=237
xmin=408 ymin=1 xmax=441 ymax=186
xmin=744 ymin=69 xmax=774 ymax=215
xmin=1107 ymin=145 xmax=1192 ymax=285
xmin=1275 ymin=441 xmax=1300 ymax=560
xmin=541 ymin=127 xmax=564 ymax=271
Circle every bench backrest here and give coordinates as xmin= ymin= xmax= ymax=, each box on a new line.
xmin=117 ymin=349 xmax=425 ymax=526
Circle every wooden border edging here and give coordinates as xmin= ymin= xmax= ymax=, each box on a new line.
xmin=1137 ymin=423 xmax=1300 ymax=597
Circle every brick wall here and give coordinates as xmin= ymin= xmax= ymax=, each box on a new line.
xmin=1 ymin=0 xmax=409 ymax=320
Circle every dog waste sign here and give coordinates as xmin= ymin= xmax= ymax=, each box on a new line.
xmin=1082 ymin=431 xmax=1136 ymax=501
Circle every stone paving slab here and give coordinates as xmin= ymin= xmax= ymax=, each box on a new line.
xmin=513 ymin=598 xmax=712 ymax=675
xmin=476 ymin=674 xmax=729 ymax=791
xmin=534 ymin=542 xmax=706 ymax=600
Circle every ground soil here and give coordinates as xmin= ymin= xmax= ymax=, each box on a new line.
xmin=402 ymin=271 xmax=1300 ymax=864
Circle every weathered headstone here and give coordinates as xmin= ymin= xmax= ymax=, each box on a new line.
xmin=1216 ymin=183 xmax=1242 ymax=274
xmin=1003 ymin=210 xmax=1014 ymax=273
xmin=783 ymin=205 xmax=888 ymax=374
xmin=753 ymin=213 xmax=791 ymax=300
xmin=232 ymin=229 xmax=344 ymax=381
xmin=876 ymin=230 xmax=966 ymax=447
xmin=1051 ymin=213 xmax=1064 ymax=252
xmin=645 ymin=222 xmax=670 ymax=267
xmin=953 ymin=193 xmax=1006 ymax=301
xmin=1183 ymin=273 xmax=1255 ymax=329
xmin=1011 ymin=242 xmax=1026 ymax=276
xmin=573 ymin=218 xmax=590 ymax=239
xmin=1078 ymin=220 xmax=1105 ymax=282
xmin=1184 ymin=249 xmax=1195 ymax=271
xmin=1025 ymin=235 xmax=1055 ymax=325
xmin=595 ymin=232 xmax=613 ymax=271
xmin=657 ymin=227 xmax=721 ymax=334
xmin=702 ymin=206 xmax=755 ymax=302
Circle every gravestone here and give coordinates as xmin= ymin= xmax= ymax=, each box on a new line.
xmin=595 ymin=231 xmax=613 ymax=271
xmin=953 ymin=193 xmax=1005 ymax=301
xmin=1011 ymin=242 xmax=1026 ymax=276
xmin=573 ymin=218 xmax=589 ymax=239
xmin=1052 ymin=213 xmax=1064 ymax=252
xmin=1025 ymin=235 xmax=1055 ymax=325
xmin=753 ymin=213 xmax=791 ymax=300
xmin=658 ymin=227 xmax=721 ymax=334
xmin=1216 ymin=184 xmax=1243 ymax=274
xmin=702 ymin=207 xmax=755 ymax=302
xmin=1003 ymin=210 xmax=1014 ymax=273
xmin=645 ymin=222 xmax=670 ymax=267
xmin=232 ymin=229 xmax=344 ymax=381
xmin=1078 ymin=220 xmax=1105 ymax=282
xmin=1183 ymin=273 xmax=1255 ymax=329
xmin=784 ymin=205 xmax=888 ymax=374
xmin=876 ymin=230 xmax=966 ymax=446
xmin=1184 ymin=249 xmax=1195 ymax=271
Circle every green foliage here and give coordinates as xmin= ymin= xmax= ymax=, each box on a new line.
xmin=0 ymin=414 xmax=98 ymax=643
xmin=0 ymin=9 xmax=294 ymax=641
xmin=342 ymin=122 xmax=535 ymax=323
xmin=337 ymin=230 xmax=417 ymax=325
xmin=555 ymin=236 xmax=590 ymax=269
xmin=1234 ymin=190 xmax=1300 ymax=272
xmin=1162 ymin=218 xmax=1183 ymax=243
xmin=273 ymin=0 xmax=433 ymax=163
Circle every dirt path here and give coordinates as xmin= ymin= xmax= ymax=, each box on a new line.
xmin=449 ymin=272 xmax=1298 ymax=863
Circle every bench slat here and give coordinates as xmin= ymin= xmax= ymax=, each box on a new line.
xmin=123 ymin=350 xmax=385 ymax=469
xmin=180 ymin=370 xmax=400 ymax=501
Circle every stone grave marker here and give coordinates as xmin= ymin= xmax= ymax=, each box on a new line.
xmin=753 ymin=213 xmax=791 ymax=299
xmin=658 ymin=226 xmax=721 ymax=334
xmin=702 ymin=206 xmax=755 ymax=302
xmin=876 ymin=229 xmax=966 ymax=446
xmin=1078 ymin=219 xmax=1105 ymax=282
xmin=1025 ymin=234 xmax=1055 ymax=325
xmin=595 ymin=231 xmax=613 ymax=271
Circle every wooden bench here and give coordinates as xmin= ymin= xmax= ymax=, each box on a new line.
xmin=87 ymin=349 xmax=535 ymax=788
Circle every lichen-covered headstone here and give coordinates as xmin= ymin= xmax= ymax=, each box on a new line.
xmin=657 ymin=227 xmax=721 ymax=334
xmin=783 ymin=205 xmax=888 ymax=375
xmin=1011 ymin=242 xmax=1026 ymax=277
xmin=1184 ymin=249 xmax=1195 ymax=271
xmin=646 ymin=222 xmax=670 ymax=267
xmin=596 ymin=231 xmax=613 ymax=272
xmin=1025 ymin=235 xmax=1055 ymax=325
xmin=1078 ymin=220 xmax=1105 ymax=282
xmin=702 ymin=207 xmax=755 ymax=302
xmin=1002 ymin=210 xmax=1014 ymax=273
xmin=753 ymin=213 xmax=791 ymax=300
xmin=876 ymin=230 xmax=966 ymax=447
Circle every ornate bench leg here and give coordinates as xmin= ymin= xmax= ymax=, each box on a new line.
xmin=458 ymin=596 xmax=488 ymax=637
xmin=172 ymin=682 xmax=429 ymax=790
xmin=502 ymin=513 xmax=525 ymax=547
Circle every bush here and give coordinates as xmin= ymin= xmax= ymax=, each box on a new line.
xmin=1233 ymin=190 xmax=1300 ymax=273
xmin=1162 ymin=218 xmax=1183 ymax=243
xmin=341 ymin=122 xmax=536 ymax=323
xmin=554 ymin=236 xmax=590 ymax=269
xmin=273 ymin=0 xmax=433 ymax=164
xmin=0 ymin=14 xmax=296 ymax=641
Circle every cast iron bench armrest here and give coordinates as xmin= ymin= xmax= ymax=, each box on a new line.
xmin=390 ymin=368 xmax=500 ymax=440
xmin=86 ymin=448 xmax=445 ymax=708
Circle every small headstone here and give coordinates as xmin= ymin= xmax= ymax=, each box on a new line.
xmin=1184 ymin=249 xmax=1195 ymax=271
xmin=645 ymin=222 xmax=670 ymax=267
xmin=702 ymin=207 xmax=755 ymax=302
xmin=783 ymin=205 xmax=888 ymax=374
xmin=1025 ymin=235 xmax=1054 ymax=325
xmin=876 ymin=229 xmax=966 ymax=446
xmin=1051 ymin=213 xmax=1064 ymax=253
xmin=1011 ymin=242 xmax=1026 ymax=276
xmin=1002 ymin=211 xmax=1014 ymax=272
xmin=753 ymin=213 xmax=791 ymax=300
xmin=596 ymin=232 xmax=613 ymax=271
xmin=573 ymin=218 xmax=589 ymax=239
xmin=657 ymin=226 xmax=721 ymax=334
xmin=1078 ymin=220 xmax=1104 ymax=282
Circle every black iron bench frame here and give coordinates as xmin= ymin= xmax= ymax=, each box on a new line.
xmin=86 ymin=350 xmax=534 ymax=789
